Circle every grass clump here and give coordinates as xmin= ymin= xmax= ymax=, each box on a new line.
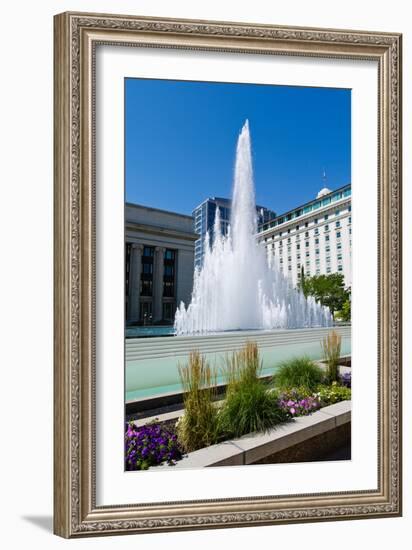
xmin=274 ymin=356 xmax=325 ymax=392
xmin=321 ymin=330 xmax=342 ymax=383
xmin=218 ymin=342 xmax=286 ymax=438
xmin=177 ymin=351 xmax=219 ymax=452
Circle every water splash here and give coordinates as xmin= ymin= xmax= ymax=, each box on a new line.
xmin=174 ymin=120 xmax=332 ymax=335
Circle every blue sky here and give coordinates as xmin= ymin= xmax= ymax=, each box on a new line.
xmin=125 ymin=78 xmax=351 ymax=216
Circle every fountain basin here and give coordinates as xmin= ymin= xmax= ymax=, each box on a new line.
xmin=125 ymin=325 xmax=351 ymax=401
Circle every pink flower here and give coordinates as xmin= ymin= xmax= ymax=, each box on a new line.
xmin=290 ymin=407 xmax=296 ymax=415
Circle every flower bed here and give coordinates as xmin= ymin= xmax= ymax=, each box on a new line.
xmin=125 ymin=342 xmax=351 ymax=470
xmin=125 ymin=421 xmax=183 ymax=470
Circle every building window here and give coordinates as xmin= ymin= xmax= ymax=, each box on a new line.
xmin=335 ymin=221 xmax=341 ymax=228
xmin=324 ymin=224 xmax=329 ymax=231
xmin=163 ymin=302 xmax=175 ymax=321
xmin=314 ymin=218 xmax=318 ymax=224
xmin=337 ymin=242 xmax=342 ymax=250
xmin=279 ymin=248 xmax=283 ymax=255
xmin=142 ymin=262 xmax=153 ymax=275
xmin=305 ymin=241 xmax=309 ymax=248
xmin=349 ymin=216 xmax=352 ymax=224
xmin=314 ymin=228 xmax=319 ymax=235
xmin=163 ymin=248 xmax=176 ymax=298
xmin=141 ymin=279 xmax=153 ymax=296
xmin=326 ymin=256 xmax=331 ymax=263
xmin=325 ymin=235 xmax=330 ymax=242
xmin=143 ymin=246 xmax=154 ymax=257
xmin=296 ymin=244 xmax=300 ymax=250
xmin=288 ymin=265 xmax=292 ymax=271
xmin=296 ymin=225 xmax=299 ymax=231
xmin=141 ymin=246 xmax=154 ymax=296
xmin=305 ymin=222 xmax=309 ymax=228
xmin=316 ymin=269 xmax=321 ymax=275
xmin=335 ymin=209 xmax=340 ymax=216
xmin=324 ymin=214 xmax=329 ymax=221
xmin=306 ymin=251 xmax=310 ymax=258
xmin=338 ymin=265 xmax=343 ymax=272
xmin=305 ymin=231 xmax=309 ymax=237
xmin=288 ymin=256 xmax=292 ymax=262
xmin=163 ymin=281 xmax=175 ymax=297
xmin=337 ymin=253 xmax=343 ymax=261
xmin=315 ymin=238 xmax=319 ymax=245
xmin=279 ymin=240 xmax=283 ymax=247
xmin=315 ymin=249 xmax=320 ymax=255
xmin=297 ymin=253 xmax=301 ymax=260
xmin=326 ymin=266 xmax=331 ymax=273
xmin=336 ymin=231 xmax=341 ymax=238
xmin=326 ymin=245 xmax=330 ymax=253
xmin=315 ymin=259 xmax=320 ymax=265
xmin=297 ymin=263 xmax=301 ymax=269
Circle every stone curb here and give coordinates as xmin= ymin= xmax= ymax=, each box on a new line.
xmin=153 ymin=400 xmax=351 ymax=469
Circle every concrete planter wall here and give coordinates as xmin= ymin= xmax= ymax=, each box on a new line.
xmin=153 ymin=400 xmax=351 ymax=470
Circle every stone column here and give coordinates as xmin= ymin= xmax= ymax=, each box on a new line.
xmin=153 ymin=246 xmax=165 ymax=322
xmin=128 ymin=243 xmax=143 ymax=322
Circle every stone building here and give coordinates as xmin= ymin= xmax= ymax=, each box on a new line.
xmin=125 ymin=203 xmax=198 ymax=325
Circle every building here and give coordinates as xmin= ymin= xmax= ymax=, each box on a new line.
xmin=125 ymin=203 xmax=198 ymax=325
xmin=193 ymin=196 xmax=276 ymax=267
xmin=257 ymin=184 xmax=352 ymax=287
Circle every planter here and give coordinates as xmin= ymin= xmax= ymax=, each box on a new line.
xmin=151 ymin=400 xmax=351 ymax=469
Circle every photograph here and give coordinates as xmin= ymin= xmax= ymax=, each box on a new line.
xmin=124 ymin=78 xmax=353 ymax=471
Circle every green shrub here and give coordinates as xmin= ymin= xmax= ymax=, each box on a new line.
xmin=177 ymin=351 xmax=220 ymax=452
xmin=315 ymin=382 xmax=351 ymax=406
xmin=218 ymin=342 xmax=287 ymax=438
xmin=274 ymin=356 xmax=325 ymax=391
xmin=321 ymin=330 xmax=342 ymax=383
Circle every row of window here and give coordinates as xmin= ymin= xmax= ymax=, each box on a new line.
xmin=259 ymin=193 xmax=351 ymax=233
xmin=280 ymin=264 xmax=345 ymax=276
xmin=265 ymin=217 xmax=351 ymax=244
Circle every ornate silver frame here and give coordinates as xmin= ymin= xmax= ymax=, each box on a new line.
xmin=53 ymin=11 xmax=402 ymax=538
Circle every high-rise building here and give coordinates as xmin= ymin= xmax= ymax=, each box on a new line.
xmin=193 ymin=197 xmax=276 ymax=267
xmin=257 ymin=184 xmax=352 ymax=287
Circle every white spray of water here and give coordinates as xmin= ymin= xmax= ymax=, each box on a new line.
xmin=174 ymin=120 xmax=332 ymax=335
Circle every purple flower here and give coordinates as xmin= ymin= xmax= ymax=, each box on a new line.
xmin=125 ymin=421 xmax=183 ymax=471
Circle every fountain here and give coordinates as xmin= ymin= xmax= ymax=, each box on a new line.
xmin=174 ymin=120 xmax=332 ymax=335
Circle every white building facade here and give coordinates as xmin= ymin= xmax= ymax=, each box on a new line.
xmin=257 ymin=184 xmax=352 ymax=288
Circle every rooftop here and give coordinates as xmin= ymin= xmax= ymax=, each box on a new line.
xmin=258 ymin=183 xmax=351 ymax=233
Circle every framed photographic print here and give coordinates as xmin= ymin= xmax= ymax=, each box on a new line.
xmin=53 ymin=11 xmax=402 ymax=538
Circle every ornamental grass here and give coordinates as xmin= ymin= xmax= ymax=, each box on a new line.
xmin=177 ymin=351 xmax=220 ymax=452
xmin=218 ymin=342 xmax=286 ymax=438
xmin=321 ymin=330 xmax=342 ymax=383
xmin=274 ymin=356 xmax=325 ymax=392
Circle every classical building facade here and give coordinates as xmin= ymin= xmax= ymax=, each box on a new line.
xmin=125 ymin=203 xmax=198 ymax=325
xmin=257 ymin=184 xmax=352 ymax=287
xmin=193 ymin=196 xmax=276 ymax=267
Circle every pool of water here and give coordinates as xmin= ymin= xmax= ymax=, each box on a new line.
xmin=125 ymin=327 xmax=351 ymax=402
xmin=126 ymin=326 xmax=175 ymax=338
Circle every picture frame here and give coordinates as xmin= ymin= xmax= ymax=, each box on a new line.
xmin=53 ymin=11 xmax=402 ymax=538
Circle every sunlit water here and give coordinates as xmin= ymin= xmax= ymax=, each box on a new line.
xmin=174 ymin=120 xmax=332 ymax=335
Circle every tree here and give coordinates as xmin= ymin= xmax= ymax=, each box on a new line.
xmin=298 ymin=272 xmax=350 ymax=319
